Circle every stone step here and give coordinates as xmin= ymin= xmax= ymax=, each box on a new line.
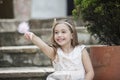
xmin=0 ymin=46 xmax=52 ymax=67
xmin=0 ymin=67 xmax=54 ymax=78
xmin=0 ymin=19 xmax=55 ymax=33
xmin=0 ymin=18 xmax=83 ymax=33
xmin=0 ymin=26 xmax=97 ymax=46
xmin=0 ymin=45 xmax=104 ymax=53
xmin=0 ymin=45 xmax=38 ymax=53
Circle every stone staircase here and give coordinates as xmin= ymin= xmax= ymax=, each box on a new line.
xmin=0 ymin=67 xmax=54 ymax=79
xmin=0 ymin=18 xmax=98 ymax=80
xmin=0 ymin=45 xmax=54 ymax=80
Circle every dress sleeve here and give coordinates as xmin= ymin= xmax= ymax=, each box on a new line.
xmin=80 ymin=45 xmax=86 ymax=51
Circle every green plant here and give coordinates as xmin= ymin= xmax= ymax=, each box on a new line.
xmin=73 ymin=0 xmax=120 ymax=45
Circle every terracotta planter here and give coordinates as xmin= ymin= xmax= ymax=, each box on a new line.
xmin=90 ymin=46 xmax=120 ymax=80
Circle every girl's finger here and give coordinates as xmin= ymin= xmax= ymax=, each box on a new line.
xmin=24 ymin=32 xmax=34 ymax=40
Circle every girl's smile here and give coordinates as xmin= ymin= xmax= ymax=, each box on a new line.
xmin=56 ymin=37 xmax=65 ymax=43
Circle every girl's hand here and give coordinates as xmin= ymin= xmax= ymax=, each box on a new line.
xmin=24 ymin=32 xmax=34 ymax=40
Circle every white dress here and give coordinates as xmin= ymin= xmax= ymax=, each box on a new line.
xmin=47 ymin=45 xmax=85 ymax=80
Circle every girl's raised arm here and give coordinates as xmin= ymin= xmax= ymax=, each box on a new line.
xmin=24 ymin=32 xmax=55 ymax=60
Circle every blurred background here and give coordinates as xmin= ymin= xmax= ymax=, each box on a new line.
xmin=0 ymin=0 xmax=98 ymax=80
xmin=0 ymin=0 xmax=74 ymax=19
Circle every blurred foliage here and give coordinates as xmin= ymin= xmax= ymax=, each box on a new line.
xmin=73 ymin=0 xmax=120 ymax=45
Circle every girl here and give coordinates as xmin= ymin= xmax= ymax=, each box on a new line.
xmin=24 ymin=19 xmax=94 ymax=80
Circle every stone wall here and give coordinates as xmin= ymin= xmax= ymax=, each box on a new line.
xmin=0 ymin=46 xmax=51 ymax=67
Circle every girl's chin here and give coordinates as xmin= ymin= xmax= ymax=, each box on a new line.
xmin=57 ymin=43 xmax=64 ymax=46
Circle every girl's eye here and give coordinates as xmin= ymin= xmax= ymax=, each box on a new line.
xmin=55 ymin=32 xmax=58 ymax=34
xmin=62 ymin=31 xmax=66 ymax=33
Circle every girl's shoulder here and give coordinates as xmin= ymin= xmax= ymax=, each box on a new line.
xmin=76 ymin=44 xmax=86 ymax=50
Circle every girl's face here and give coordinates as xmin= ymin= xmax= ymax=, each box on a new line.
xmin=54 ymin=23 xmax=73 ymax=47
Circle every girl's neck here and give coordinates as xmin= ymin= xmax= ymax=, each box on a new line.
xmin=61 ymin=45 xmax=74 ymax=54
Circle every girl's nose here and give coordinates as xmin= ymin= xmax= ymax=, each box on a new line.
xmin=58 ymin=32 xmax=62 ymax=36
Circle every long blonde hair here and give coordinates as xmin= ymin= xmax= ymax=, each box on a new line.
xmin=51 ymin=19 xmax=79 ymax=48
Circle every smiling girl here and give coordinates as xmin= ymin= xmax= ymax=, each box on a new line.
xmin=24 ymin=19 xmax=94 ymax=80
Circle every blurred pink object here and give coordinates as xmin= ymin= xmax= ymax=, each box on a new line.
xmin=17 ymin=22 xmax=30 ymax=33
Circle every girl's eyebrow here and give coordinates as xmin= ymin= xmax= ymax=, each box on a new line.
xmin=54 ymin=30 xmax=59 ymax=31
xmin=61 ymin=29 xmax=67 ymax=31
xmin=54 ymin=30 xmax=59 ymax=33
